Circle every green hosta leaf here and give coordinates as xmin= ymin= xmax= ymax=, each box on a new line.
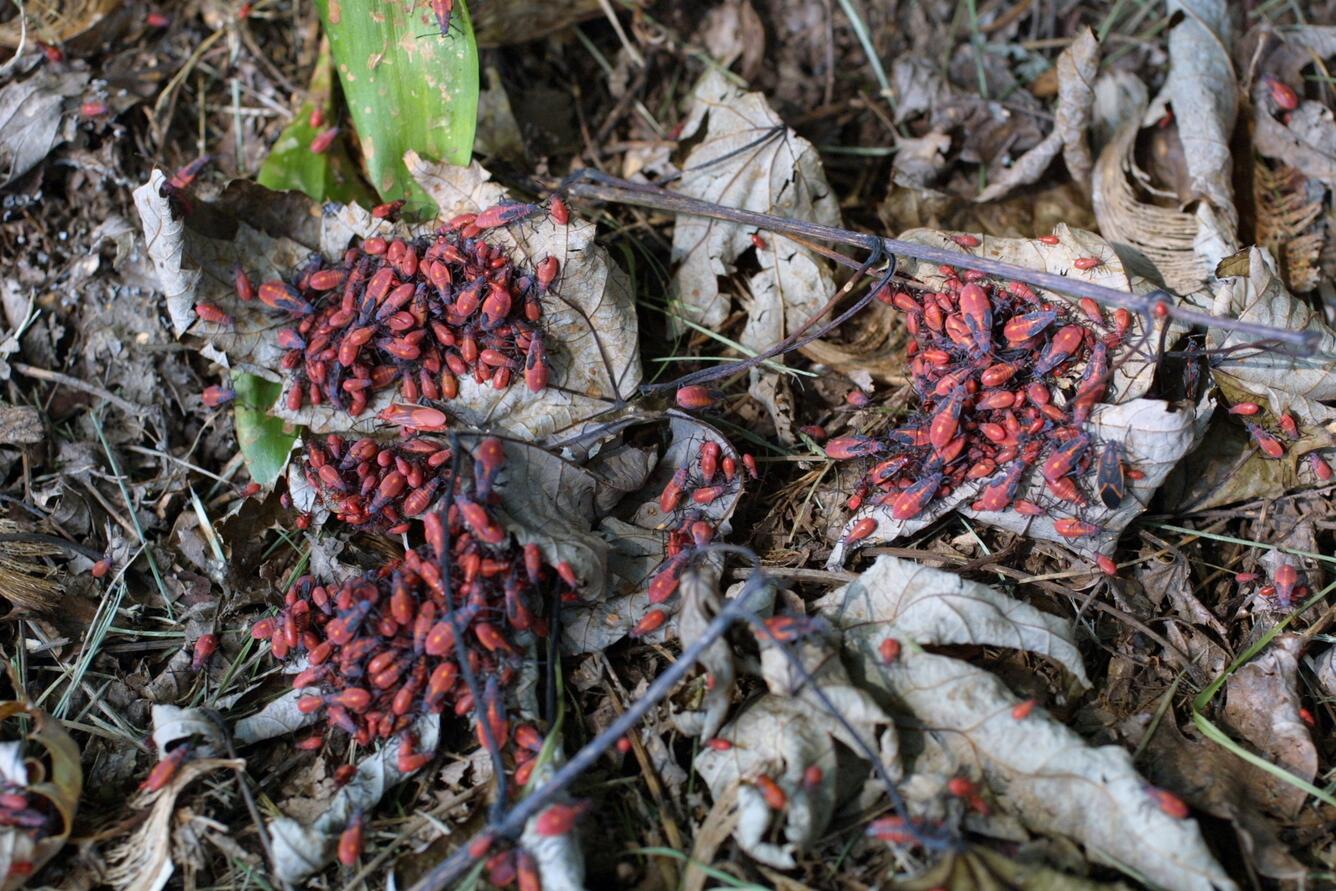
xmin=315 ymin=0 xmax=479 ymax=215
xmin=257 ymin=40 xmax=376 ymax=206
xmin=232 ymin=373 xmax=297 ymax=486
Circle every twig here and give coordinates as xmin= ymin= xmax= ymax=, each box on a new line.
xmin=408 ymin=545 xmax=949 ymax=891
xmin=204 ymin=710 xmax=286 ymax=891
xmin=408 ymin=553 xmax=771 ymax=891
xmin=12 ymin=363 xmax=152 ymax=419
xmin=563 ymin=174 xmax=1321 ymax=351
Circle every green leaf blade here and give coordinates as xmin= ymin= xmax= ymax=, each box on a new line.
xmin=316 ymin=0 xmax=479 ymax=214
xmin=232 ymin=373 xmax=298 ymax=487
xmin=257 ymin=42 xmax=377 ymax=206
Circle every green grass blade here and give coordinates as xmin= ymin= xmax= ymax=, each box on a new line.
xmin=315 ymin=0 xmax=480 ymax=214
xmin=257 ymin=40 xmax=377 ymax=206
xmin=1191 ymin=579 xmax=1336 ymax=808
xmin=232 ymin=373 xmax=297 ymax=486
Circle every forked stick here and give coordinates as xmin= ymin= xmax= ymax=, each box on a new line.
xmin=565 ymin=172 xmax=1321 ymax=353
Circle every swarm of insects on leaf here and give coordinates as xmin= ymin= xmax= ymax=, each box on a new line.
xmin=255 ymin=442 xmax=577 ymax=786
xmin=236 ymin=201 xmax=562 ymax=416
xmin=833 ymin=256 xmax=1140 ymax=533
xmin=298 ymin=433 xmax=454 ymax=533
xmin=630 ymin=437 xmax=757 ymax=638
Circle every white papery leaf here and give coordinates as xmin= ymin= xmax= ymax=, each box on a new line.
xmin=1209 ymin=248 xmax=1336 ymax=405
xmin=519 ymin=752 xmax=586 ymax=891
xmin=267 ymin=714 xmax=439 ymax=883
xmin=814 ymin=556 xmax=1089 ymax=687
xmin=815 ymin=556 xmax=1234 ymax=891
xmin=234 ymin=689 xmax=318 ymax=745
xmin=669 ymin=69 xmax=841 ymax=336
xmin=830 ymin=398 xmax=1199 ymax=565
xmin=564 ymin=415 xmax=742 ymax=653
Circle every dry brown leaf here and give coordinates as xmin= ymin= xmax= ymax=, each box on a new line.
xmin=1221 ymin=634 xmax=1317 ymax=819
xmin=1248 ymin=25 xmax=1336 ymax=186
xmin=898 ymin=846 xmax=1132 ymax=891
xmin=0 ymin=0 xmax=120 ymax=47
xmin=1251 ymin=163 xmax=1324 ymax=293
xmin=816 ymin=557 xmax=1235 ymax=891
xmin=1162 ymin=0 xmax=1238 ymax=236
xmin=1090 ymin=65 xmax=1235 ymax=298
xmin=976 ymin=28 xmax=1098 ymax=203
xmin=105 ymin=758 xmax=245 ymax=891
xmin=669 ymin=69 xmax=841 ymax=339
xmin=0 ymin=68 xmax=89 ymax=189
xmin=1131 ymin=548 xmax=1229 ymax=678
xmin=0 ymin=520 xmax=62 ymax=615
xmin=1136 ymin=717 xmax=1305 ymax=881
xmin=470 ymin=0 xmax=602 ymax=48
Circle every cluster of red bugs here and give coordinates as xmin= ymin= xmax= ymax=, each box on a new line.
xmin=297 ymin=433 xmax=454 ymax=533
xmin=216 ymin=202 xmax=562 ymax=417
xmin=253 ymin=452 xmax=578 ymax=791
xmin=630 ymin=439 xmax=757 ymax=638
xmin=1236 ymin=561 xmax=1310 ymax=609
xmin=1226 ymin=399 xmax=1325 ymax=473
xmin=825 ymin=246 xmax=1143 ymax=556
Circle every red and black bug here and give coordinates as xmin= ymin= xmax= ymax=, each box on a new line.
xmin=1096 ymin=441 xmax=1126 ymax=509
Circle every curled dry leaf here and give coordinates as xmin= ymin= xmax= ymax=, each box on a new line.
xmin=815 ymin=557 xmax=1234 ymax=891
xmin=672 ymin=574 xmax=765 ymax=741
xmin=132 ymin=156 xmax=641 ymax=446
xmin=668 ymin=69 xmax=841 ymax=339
xmin=1221 ymin=634 xmax=1317 ymax=819
xmin=1091 ymin=71 xmax=1230 ymax=298
xmin=0 ymin=519 xmax=62 ymax=615
xmin=694 ymin=680 xmax=893 ymax=870
xmin=976 ymin=28 xmax=1098 ymax=203
xmin=267 ymin=713 xmax=439 ymax=883
xmin=105 ymin=758 xmax=245 ymax=891
xmin=898 ymin=846 xmax=1133 ymax=891
xmin=1247 ymin=25 xmax=1336 ymax=186
xmin=1162 ymin=0 xmax=1238 ymax=237
xmin=0 ymin=702 xmax=81 ymax=891
xmin=148 ymin=704 xmax=226 ymax=758
xmin=564 ymin=415 xmax=742 ymax=652
xmin=1137 ymin=717 xmax=1304 ymax=881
